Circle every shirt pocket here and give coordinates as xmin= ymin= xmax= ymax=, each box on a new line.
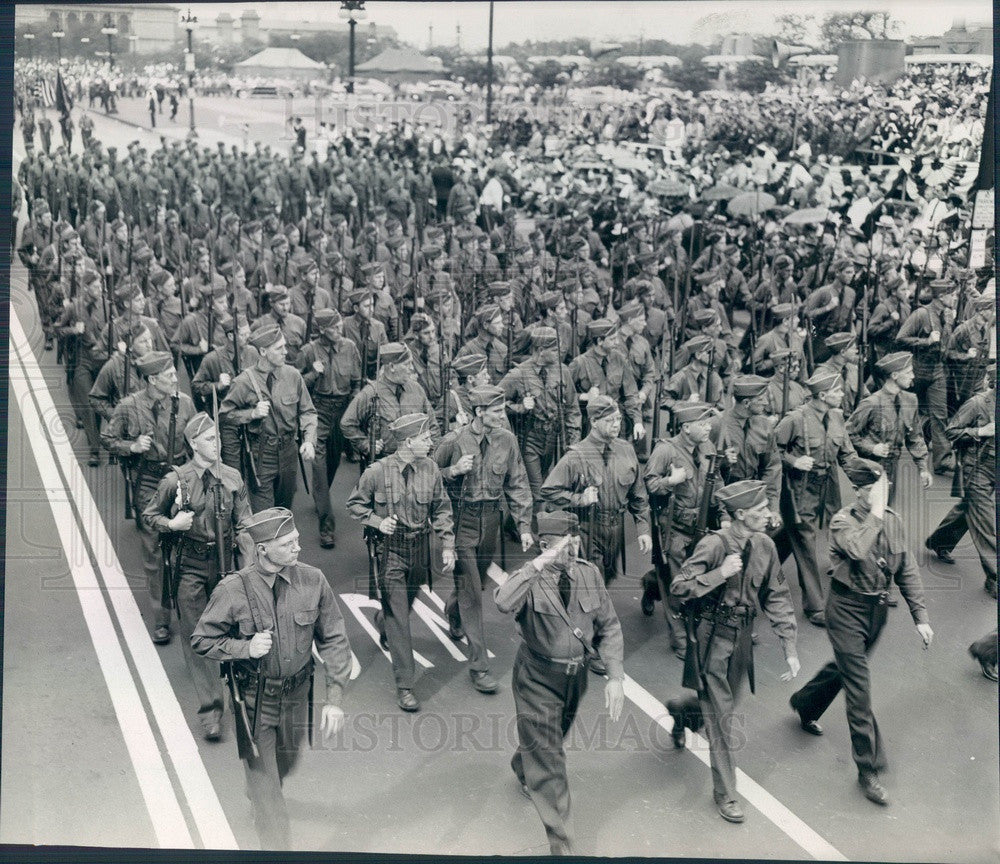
xmin=578 ymin=589 xmax=601 ymax=614
xmin=237 ymin=618 xmax=256 ymax=638
xmin=293 ymin=608 xmax=318 ymax=653
xmin=532 ymin=590 xmax=565 ymax=619
xmin=486 ymin=460 xmax=506 ymax=496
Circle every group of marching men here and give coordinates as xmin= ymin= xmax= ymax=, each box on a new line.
xmin=15 ymin=137 xmax=997 ymax=851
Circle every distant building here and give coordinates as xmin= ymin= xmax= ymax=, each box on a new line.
xmin=910 ymin=17 xmax=992 ymax=55
xmin=16 ymin=3 xmax=178 ymax=55
xmin=195 ymin=9 xmax=396 ymax=47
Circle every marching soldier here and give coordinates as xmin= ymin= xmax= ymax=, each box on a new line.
xmin=457 ymin=303 xmax=509 ymax=384
xmin=666 ymin=479 xmax=799 ymax=824
xmin=846 ymin=352 xmax=931 ymax=505
xmin=434 ymin=385 xmax=534 ymax=693
xmin=494 ymin=510 xmax=624 ymax=857
xmin=346 ymin=413 xmax=456 ymax=712
xmin=541 ymin=394 xmax=651 ymax=599
xmin=661 ymin=334 xmax=725 ymax=423
xmin=341 ymin=342 xmax=440 ymax=463
xmin=765 ymin=348 xmax=808 ymax=417
xmin=288 ymin=257 xmax=333 ymax=328
xmin=296 ymin=309 xmax=362 ymax=548
xmin=441 ymin=352 xmax=489 ymax=430
xmin=404 ymin=313 xmax=445 ymax=411
xmin=102 ymin=351 xmax=195 ymax=645
xmin=142 ymin=412 xmax=252 ymax=740
xmin=256 ymin=284 xmax=307 ymax=366
xmin=790 ymin=460 xmax=933 ymax=807
xmin=617 ymin=301 xmax=658 ymax=451
xmin=89 ymin=321 xmax=154 ymax=425
xmin=711 ymin=375 xmax=783 ymax=524
xmin=218 ymin=325 xmax=317 ymax=512
xmin=944 ymin=287 xmax=994 ymax=410
xmin=172 ymin=281 xmax=230 ymax=406
xmin=641 ymin=402 xmax=719 ymax=656
xmin=190 ymin=313 xmax=259 ymax=410
xmin=802 ymin=257 xmax=858 ymax=364
xmin=925 ymin=365 xmax=996 ymax=598
xmin=895 ymin=277 xmax=956 ymax=474
xmin=569 ymin=318 xmax=645 ymax=441
xmin=867 ymin=272 xmax=912 ymax=360
xmin=773 ymin=368 xmax=860 ymax=626
xmin=499 ymin=326 xmax=582 ymax=507
xmin=191 ymin=507 xmax=352 ymax=850
xmin=342 ymin=286 xmax=388 ymax=381
xmin=752 ymin=302 xmax=805 ymax=375
xmin=816 ymin=331 xmax=868 ymax=413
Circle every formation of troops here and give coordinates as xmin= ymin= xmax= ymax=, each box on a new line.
xmin=13 ymin=96 xmax=997 ymax=855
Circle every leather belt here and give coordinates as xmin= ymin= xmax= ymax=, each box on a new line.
xmin=831 ymin=578 xmax=889 ymax=604
xmin=177 ymin=537 xmax=219 ymax=558
xmin=238 ymin=663 xmax=311 ymax=698
xmin=524 ymin=644 xmax=586 ymax=676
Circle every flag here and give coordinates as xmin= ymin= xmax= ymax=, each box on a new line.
xmin=55 ymin=69 xmax=73 ymax=118
xmin=34 ymin=78 xmax=55 ymax=107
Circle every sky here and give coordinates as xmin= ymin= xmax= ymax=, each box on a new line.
xmin=179 ymin=0 xmax=992 ymax=51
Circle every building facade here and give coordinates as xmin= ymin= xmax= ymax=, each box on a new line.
xmin=17 ymin=3 xmax=178 ymax=55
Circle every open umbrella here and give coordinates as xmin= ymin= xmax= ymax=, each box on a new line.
xmin=648 ymin=178 xmax=689 ymax=197
xmin=727 ymin=191 xmax=777 ymax=218
xmin=782 ymin=206 xmax=831 ymax=226
xmin=665 ymin=212 xmax=694 ymax=233
xmin=701 ymin=184 xmax=741 ymax=201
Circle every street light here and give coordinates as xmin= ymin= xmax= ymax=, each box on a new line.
xmin=52 ymin=29 xmax=64 ymax=63
xmin=23 ymin=32 xmax=35 ymax=61
xmin=338 ymin=0 xmax=366 ymax=94
xmin=101 ymin=15 xmax=118 ymax=68
xmin=181 ymin=8 xmax=198 ymax=138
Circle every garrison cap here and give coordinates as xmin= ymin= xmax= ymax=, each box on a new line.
xmin=691 ymin=307 xmax=718 ymax=326
xmin=928 ymin=277 xmax=955 ymax=296
xmin=451 ymin=353 xmax=487 ymax=378
xmin=422 ymin=243 xmax=444 ymax=260
xmin=183 ymin=412 xmax=215 ymax=443
xmin=248 ymin=324 xmax=283 ymax=350
xmin=60 ymin=226 xmax=79 ymax=242
xmin=972 ymin=288 xmax=995 ymax=309
xmin=264 ymin=283 xmax=289 ymax=301
xmin=538 ymin=290 xmax=563 ymax=310
xmin=389 ymin=412 xmax=429 ymax=440
xmin=379 ymin=342 xmax=410 ymax=364
xmin=618 ymin=301 xmax=645 ymax=322
xmin=805 ymin=368 xmax=841 ymax=394
xmin=770 ymin=347 xmax=794 ymax=363
xmin=586 ymin=317 xmax=617 ymax=339
xmin=715 ymin=480 xmax=768 ymax=513
xmin=346 ymin=286 xmax=372 ymax=305
xmin=114 ymin=282 xmax=143 ymax=303
xmin=488 ymin=280 xmax=512 ymax=298
xmin=843 ymin=457 xmax=884 ymax=487
xmin=875 ymin=351 xmax=913 ymax=375
xmin=824 ymin=332 xmax=855 ymax=351
xmin=386 ymin=235 xmax=407 ymax=250
xmin=771 ymin=302 xmax=797 ymax=319
xmin=129 ymin=320 xmax=151 ymax=340
xmin=269 ymin=233 xmax=289 ymax=250
xmin=361 ymin=261 xmax=384 ymax=279
xmin=221 ymin=212 xmax=239 ymax=228
xmin=732 ymin=375 xmax=770 ymax=399
xmin=135 ymin=351 xmax=174 ymax=377
xmin=468 ymin=384 xmax=505 ymax=409
xmin=329 ymin=212 xmax=347 ymax=226
xmin=408 ymin=313 xmax=433 ymax=333
xmin=217 ymin=260 xmax=243 ymax=278
xmin=477 ymin=303 xmax=502 ymax=326
xmin=299 ymin=256 xmax=319 ymax=275
xmin=530 ymin=326 xmax=558 ymax=349
xmin=241 ymin=507 xmax=297 ymax=543
xmin=536 ymin=509 xmax=580 ymax=537
xmin=682 ymin=334 xmax=713 ymax=355
xmin=587 ymin=394 xmax=620 ymax=421
xmin=672 ymin=402 xmax=715 ymax=424
xmin=199 ymin=279 xmax=228 ymax=299
xmin=314 ymin=309 xmax=342 ymax=331
xmin=243 ymin=219 xmax=263 ymax=234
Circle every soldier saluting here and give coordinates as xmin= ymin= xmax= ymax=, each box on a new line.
xmin=142 ymin=412 xmax=252 ymax=741
xmin=191 ymin=507 xmax=353 ymax=850
xmin=665 ymin=480 xmax=800 ymax=825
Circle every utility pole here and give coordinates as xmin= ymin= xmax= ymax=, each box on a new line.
xmin=486 ymin=1 xmax=495 ymax=124
xmin=428 ymin=23 xmax=433 ymax=49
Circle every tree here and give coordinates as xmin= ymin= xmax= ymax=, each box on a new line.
xmin=819 ymin=10 xmax=903 ymax=51
xmin=587 ymin=62 xmax=644 ymax=91
xmin=732 ymin=60 xmax=790 ymax=94
xmin=774 ymin=13 xmax=816 ymax=46
xmin=450 ymin=57 xmax=492 ymax=88
xmin=667 ymin=59 xmax=715 ymax=95
xmin=529 ymin=60 xmax=566 ymax=90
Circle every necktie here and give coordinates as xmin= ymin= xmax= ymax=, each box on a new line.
xmin=265 ymin=371 xmax=275 ymax=396
xmin=558 ymin=567 xmax=571 ymax=610
xmin=394 ymin=384 xmax=403 ymax=404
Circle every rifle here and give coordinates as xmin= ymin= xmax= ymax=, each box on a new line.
xmin=297 ymin=415 xmax=311 ymax=496
xmin=305 ymin=281 xmax=316 ymax=343
xmin=364 ymin=354 xmax=382 ymax=472
xmin=553 ymin=326 xmax=568 ymax=461
xmin=439 ymin=335 xmax=449 ymax=433
xmin=780 ymin=360 xmax=790 ymax=418
xmin=856 ymin=277 xmax=872 ymax=412
xmin=704 ymin=341 xmax=716 ymax=403
xmin=230 ymin=317 xmax=260 ymax=491
xmin=651 ymin=340 xmax=665 ymax=442
xmin=65 ymin=264 xmax=80 ymax=386
xmin=159 ymin=391 xmax=183 ymax=614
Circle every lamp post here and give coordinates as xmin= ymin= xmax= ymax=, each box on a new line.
xmin=24 ymin=31 xmax=35 ymax=61
xmin=486 ymin=0 xmax=495 ymax=124
xmin=52 ymin=29 xmax=64 ymax=64
xmin=181 ymin=8 xmax=198 ymax=138
xmin=101 ymin=15 xmax=118 ymax=68
xmin=338 ymin=0 xmax=366 ymax=94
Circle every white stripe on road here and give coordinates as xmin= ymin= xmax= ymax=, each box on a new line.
xmin=10 ymin=312 xmax=238 ymax=850
xmin=486 ymin=567 xmax=848 ymax=861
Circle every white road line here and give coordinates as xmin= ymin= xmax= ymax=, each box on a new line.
xmin=10 ymin=329 xmax=193 ymax=848
xmin=11 ymin=313 xmax=239 ymax=850
xmin=485 ymin=566 xmax=847 ymax=861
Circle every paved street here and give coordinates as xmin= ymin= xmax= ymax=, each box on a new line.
xmin=3 ymin=105 xmax=997 ymax=860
